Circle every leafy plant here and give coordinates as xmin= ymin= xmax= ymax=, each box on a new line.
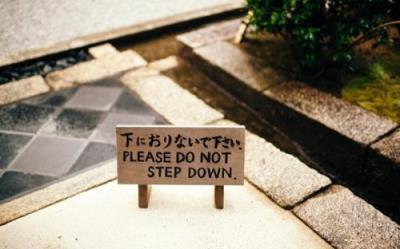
xmin=246 ymin=0 xmax=400 ymax=69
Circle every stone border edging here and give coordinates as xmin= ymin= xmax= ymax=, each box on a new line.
xmin=177 ymin=23 xmax=400 ymax=204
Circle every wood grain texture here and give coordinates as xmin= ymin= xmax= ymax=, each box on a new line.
xmin=117 ymin=125 xmax=245 ymax=185
xmin=214 ymin=185 xmax=224 ymax=209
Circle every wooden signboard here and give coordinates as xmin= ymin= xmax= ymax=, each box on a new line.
xmin=116 ymin=125 xmax=245 ymax=209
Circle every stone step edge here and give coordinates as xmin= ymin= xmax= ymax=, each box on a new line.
xmin=180 ymin=38 xmax=400 ymax=197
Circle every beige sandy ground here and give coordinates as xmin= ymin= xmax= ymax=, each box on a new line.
xmin=0 ymin=181 xmax=332 ymax=249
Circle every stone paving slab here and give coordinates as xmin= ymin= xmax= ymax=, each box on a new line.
xmin=177 ymin=18 xmax=242 ymax=49
xmin=293 ymin=185 xmax=400 ymax=249
xmin=194 ymin=41 xmax=284 ymax=92
xmin=88 ymin=43 xmax=119 ymax=58
xmin=0 ymin=180 xmax=332 ymax=249
xmin=0 ymin=76 xmax=50 ymax=105
xmin=264 ymin=81 xmax=397 ymax=145
xmin=0 ymin=0 xmax=243 ymax=67
xmin=213 ymin=119 xmax=331 ymax=208
xmin=46 ymin=51 xmax=147 ymax=90
xmin=0 ymin=76 xmax=166 ymax=203
xmin=120 ymin=71 xmax=223 ymax=125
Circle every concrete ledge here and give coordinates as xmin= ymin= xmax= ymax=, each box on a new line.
xmin=212 ymin=119 xmax=331 ymax=208
xmin=0 ymin=76 xmax=50 ymax=106
xmin=0 ymin=160 xmax=117 ymax=225
xmin=0 ymin=1 xmax=244 ymax=68
xmin=293 ymin=185 xmax=400 ymax=249
xmin=177 ymin=18 xmax=242 ymax=49
xmin=46 ymin=50 xmax=147 ymax=90
xmin=120 ymin=70 xmax=223 ymax=125
xmin=88 ymin=43 xmax=119 ymax=58
xmin=193 ymin=41 xmax=284 ymax=92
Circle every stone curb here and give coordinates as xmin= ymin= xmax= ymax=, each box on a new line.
xmin=0 ymin=1 xmax=244 ymax=68
xmin=293 ymin=185 xmax=400 ymax=249
xmin=0 ymin=160 xmax=117 ymax=226
xmin=120 ymin=69 xmax=223 ymax=125
xmin=178 ymin=26 xmax=400 ymax=201
xmin=46 ymin=50 xmax=147 ymax=90
xmin=177 ymin=18 xmax=242 ymax=49
xmin=211 ymin=119 xmax=331 ymax=208
xmin=0 ymin=76 xmax=50 ymax=106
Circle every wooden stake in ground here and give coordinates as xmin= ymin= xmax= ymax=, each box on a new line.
xmin=234 ymin=11 xmax=252 ymax=44
xmin=214 ymin=185 xmax=224 ymax=209
xmin=138 ymin=185 xmax=151 ymax=208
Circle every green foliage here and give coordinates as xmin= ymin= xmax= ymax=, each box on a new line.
xmin=247 ymin=0 xmax=399 ymax=69
xmin=342 ymin=55 xmax=400 ymax=123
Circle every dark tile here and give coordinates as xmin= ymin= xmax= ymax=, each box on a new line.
xmin=41 ymin=108 xmax=105 ymax=138
xmin=92 ymin=112 xmax=155 ymax=144
xmin=10 ymin=136 xmax=87 ymax=177
xmin=0 ymin=104 xmax=54 ymax=133
xmin=0 ymin=133 xmax=32 ymax=169
xmin=111 ymin=91 xmax=155 ymax=114
xmin=89 ymin=77 xmax=123 ymax=87
xmin=0 ymin=171 xmax=55 ymax=202
xmin=69 ymin=142 xmax=116 ymax=174
xmin=22 ymin=88 xmax=77 ymax=107
xmin=64 ymin=86 xmax=122 ymax=111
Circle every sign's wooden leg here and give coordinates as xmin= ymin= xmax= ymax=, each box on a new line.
xmin=138 ymin=185 xmax=151 ymax=208
xmin=214 ymin=185 xmax=224 ymax=209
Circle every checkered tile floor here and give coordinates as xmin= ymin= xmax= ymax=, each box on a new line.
xmin=0 ymin=76 xmax=166 ymax=203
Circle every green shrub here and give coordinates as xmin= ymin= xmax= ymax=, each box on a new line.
xmin=246 ymin=0 xmax=399 ymax=69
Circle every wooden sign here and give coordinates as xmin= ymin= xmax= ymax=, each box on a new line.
xmin=116 ymin=125 xmax=245 ymax=209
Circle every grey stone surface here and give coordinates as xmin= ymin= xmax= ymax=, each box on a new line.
xmin=121 ymin=72 xmax=223 ymax=125
xmin=111 ymin=91 xmax=154 ymax=115
xmin=0 ymin=0 xmax=241 ymax=67
xmin=41 ymin=109 xmax=105 ymax=138
xmin=64 ymin=86 xmax=122 ymax=111
xmin=91 ymin=112 xmax=156 ymax=144
xmin=212 ymin=119 xmax=331 ymax=208
xmin=294 ymin=185 xmax=400 ymax=249
xmin=0 ymin=104 xmax=55 ymax=133
xmin=194 ymin=41 xmax=284 ymax=91
xmin=0 ymin=133 xmax=32 ymax=169
xmin=177 ymin=18 xmax=242 ymax=48
xmin=69 ymin=142 xmax=116 ymax=174
xmin=264 ymin=81 xmax=397 ymax=145
xmin=0 ymin=171 xmax=55 ymax=202
xmin=46 ymin=51 xmax=147 ymax=90
xmin=22 ymin=88 xmax=77 ymax=107
xmin=0 ymin=76 xmax=50 ymax=105
xmin=9 ymin=136 xmax=87 ymax=177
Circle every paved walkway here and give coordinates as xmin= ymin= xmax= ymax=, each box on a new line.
xmin=0 ymin=180 xmax=332 ymax=249
xmin=0 ymin=0 xmax=241 ymax=66
xmin=0 ymin=74 xmax=165 ymax=203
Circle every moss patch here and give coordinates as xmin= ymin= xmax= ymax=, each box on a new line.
xmin=342 ymin=54 xmax=400 ymax=123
